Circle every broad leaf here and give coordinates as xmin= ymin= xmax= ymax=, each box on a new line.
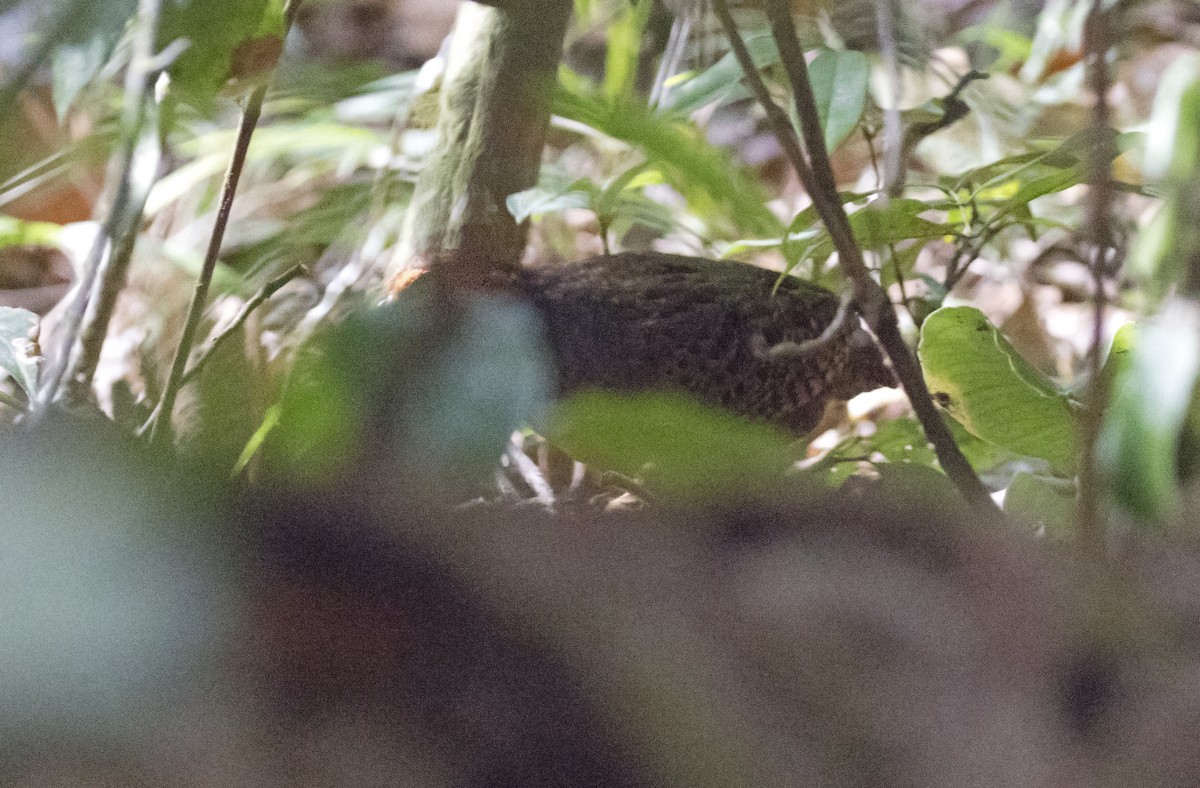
xmin=159 ymin=0 xmax=285 ymax=108
xmin=918 ymin=306 xmax=1079 ymax=472
xmin=550 ymin=391 xmax=794 ymax=501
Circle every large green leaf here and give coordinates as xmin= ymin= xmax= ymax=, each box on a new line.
xmin=272 ymin=281 xmax=552 ymax=494
xmin=918 ymin=306 xmax=1079 ymax=472
xmin=1098 ymin=302 xmax=1200 ymax=525
xmin=159 ymin=0 xmax=284 ymax=108
xmin=807 ymin=48 xmax=869 ymax=152
xmin=550 ymin=391 xmax=794 ymax=502
xmin=0 ymin=306 xmax=40 ymax=400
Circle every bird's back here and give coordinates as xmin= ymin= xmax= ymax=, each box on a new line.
xmin=518 ymin=252 xmax=894 ymax=434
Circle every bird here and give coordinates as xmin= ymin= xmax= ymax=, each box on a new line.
xmin=515 ymin=252 xmax=895 ymax=435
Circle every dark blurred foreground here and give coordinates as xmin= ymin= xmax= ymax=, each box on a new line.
xmin=5 ymin=423 xmax=1200 ymax=787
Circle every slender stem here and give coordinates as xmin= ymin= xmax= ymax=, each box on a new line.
xmin=715 ymin=0 xmax=996 ymax=512
xmin=147 ymin=0 xmax=304 ymax=445
xmin=1076 ymin=0 xmax=1116 ymax=552
xmin=181 ymin=264 xmax=306 ymax=387
xmin=148 ymin=86 xmax=266 ymax=446
xmin=34 ymin=0 xmax=166 ymax=416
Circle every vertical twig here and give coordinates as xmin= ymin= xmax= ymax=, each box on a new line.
xmin=146 ymin=0 xmax=304 ymax=445
xmin=713 ymin=0 xmax=996 ymax=512
xmin=871 ymin=0 xmax=904 ymax=197
xmin=1076 ymin=0 xmax=1116 ymax=551
xmin=34 ymin=0 xmax=167 ymax=416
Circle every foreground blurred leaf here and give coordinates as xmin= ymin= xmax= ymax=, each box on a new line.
xmin=1099 ymin=302 xmax=1200 ymax=525
xmin=272 ymin=279 xmax=552 ymax=495
xmin=0 ymin=306 xmax=39 ymax=399
xmin=1004 ymin=471 xmax=1076 ymax=538
xmin=0 ymin=423 xmax=232 ymax=737
xmin=550 ymin=391 xmax=794 ymax=502
xmin=918 ymin=306 xmax=1079 ymax=473
xmin=1131 ymin=56 xmax=1200 ymax=298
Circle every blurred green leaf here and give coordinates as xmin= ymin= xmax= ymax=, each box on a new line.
xmin=1004 ymin=471 xmax=1076 ymax=538
xmin=807 ymin=48 xmax=868 ymax=152
xmin=0 ymin=306 xmax=40 ymax=399
xmin=867 ymin=416 xmax=937 ymax=467
xmin=663 ymin=30 xmax=777 ymax=115
xmin=553 ymin=88 xmax=783 ymax=238
xmin=1132 ymin=57 xmax=1200 ymax=298
xmin=159 ymin=0 xmax=284 ymax=108
xmin=0 ymin=215 xmax=62 ymax=247
xmin=508 ymin=180 xmax=595 ymax=223
xmin=1099 ymin=301 xmax=1200 ymax=525
xmin=604 ymin=0 xmax=652 ymax=102
xmin=550 ymin=391 xmax=794 ymax=502
xmin=918 ymin=306 xmax=1079 ymax=472
xmin=273 ymin=281 xmax=552 ymax=495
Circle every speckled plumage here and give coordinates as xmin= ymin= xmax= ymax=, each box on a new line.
xmin=517 ymin=252 xmax=895 ymax=434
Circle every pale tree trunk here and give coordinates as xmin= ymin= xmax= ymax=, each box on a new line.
xmin=395 ymin=0 xmax=572 ymax=291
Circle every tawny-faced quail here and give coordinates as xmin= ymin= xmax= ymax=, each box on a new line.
xmin=516 ymin=252 xmax=895 ymax=434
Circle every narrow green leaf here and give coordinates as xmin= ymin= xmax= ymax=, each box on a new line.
xmin=553 ymin=88 xmax=783 ymax=238
xmin=663 ymin=31 xmax=778 ymax=115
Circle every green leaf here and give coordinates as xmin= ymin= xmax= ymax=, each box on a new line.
xmin=663 ymin=30 xmax=778 ymax=115
xmin=550 ymin=391 xmax=794 ymax=502
xmin=1099 ymin=301 xmax=1200 ymax=525
xmin=273 ymin=282 xmax=552 ymax=494
xmin=918 ymin=306 xmax=1079 ymax=472
xmin=1004 ymin=471 xmax=1076 ymax=538
xmin=865 ymin=416 xmax=937 ymax=468
xmin=850 ymin=199 xmax=951 ymax=249
xmin=0 ymin=307 xmax=41 ymax=400
xmin=159 ymin=0 xmax=284 ymax=108
xmin=791 ymin=198 xmax=951 ymax=265
xmin=604 ymin=0 xmax=653 ymax=102
xmin=807 ymin=49 xmax=869 ymax=152
xmin=554 ymin=87 xmax=783 ymax=239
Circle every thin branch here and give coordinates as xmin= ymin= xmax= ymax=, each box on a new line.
xmin=147 ymin=0 xmax=304 ymax=446
xmin=180 ymin=264 xmax=307 ymax=387
xmin=1076 ymin=0 xmax=1116 ymax=552
xmin=714 ymin=0 xmax=996 ymax=512
xmin=34 ymin=0 xmax=167 ymax=416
